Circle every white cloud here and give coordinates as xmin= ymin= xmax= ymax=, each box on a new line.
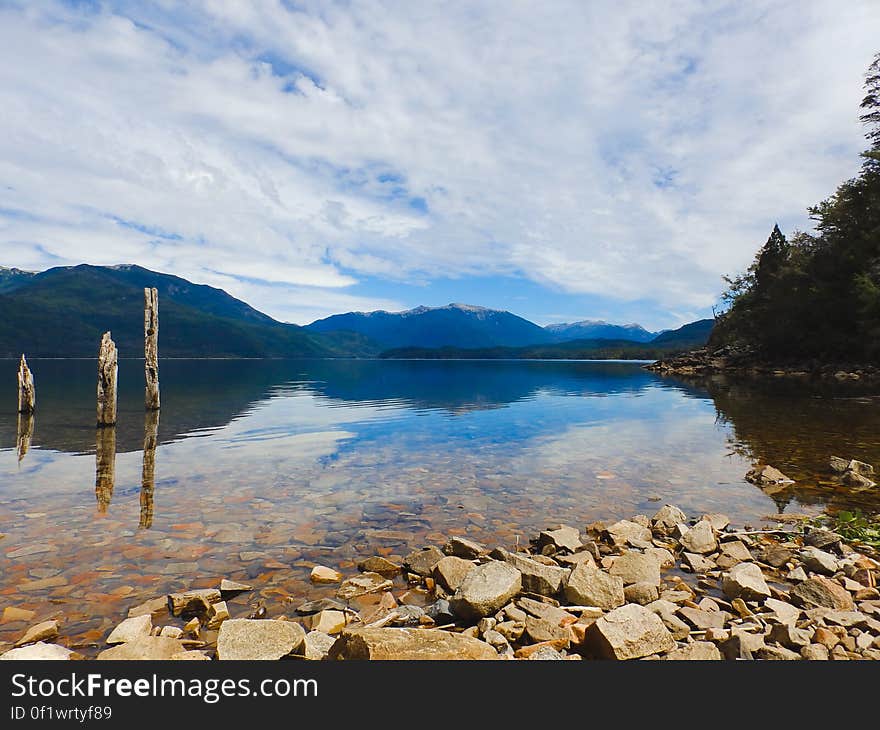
xmin=0 ymin=0 xmax=877 ymax=324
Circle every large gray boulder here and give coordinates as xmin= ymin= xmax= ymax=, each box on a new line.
xmin=564 ymin=561 xmax=625 ymax=610
xmin=583 ymin=604 xmax=675 ymax=660
xmin=217 ymin=619 xmax=306 ymax=660
xmin=450 ymin=562 xmax=522 ymax=620
xmin=328 ymin=628 xmax=497 ymax=660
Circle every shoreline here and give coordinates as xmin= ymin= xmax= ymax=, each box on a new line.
xmin=2 ymin=505 xmax=878 ymax=661
xmin=645 ymin=348 xmax=880 ymax=381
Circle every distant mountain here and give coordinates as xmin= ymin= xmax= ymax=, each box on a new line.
xmin=544 ymin=320 xmax=657 ymax=343
xmin=305 ymin=303 xmax=554 ymax=349
xmin=0 ymin=264 xmax=378 ymax=358
xmin=381 ymin=318 xmax=715 ymax=360
xmin=650 ymin=318 xmax=715 ymax=348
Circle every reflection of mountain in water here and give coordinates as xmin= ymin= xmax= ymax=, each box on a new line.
xmin=702 ymin=374 xmax=880 ymax=514
xmin=0 ymin=359 xmax=672 ymax=454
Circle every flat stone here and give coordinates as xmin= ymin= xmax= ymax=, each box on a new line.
xmin=679 ymin=520 xmax=717 ymax=555
xmin=787 ymin=567 xmax=808 ymax=582
xmin=564 ymin=562 xmax=625 ymax=610
xmin=500 ymin=550 xmax=567 ymax=596
xmin=800 ymin=547 xmax=839 ymax=575
xmin=679 ymin=607 xmax=727 ymax=630
xmin=848 ymin=459 xmax=875 ymax=477
xmin=1 ymin=642 xmax=75 ymax=660
xmin=524 ymin=615 xmax=570 ymax=644
xmin=168 ymin=589 xmax=221 ymax=618
xmin=295 ymin=598 xmax=347 ymax=615
xmin=337 ymin=573 xmax=394 ymax=600
xmin=443 ymin=536 xmax=486 ymax=559
xmin=106 ymin=615 xmax=152 ymax=644
xmin=610 ymin=551 xmax=661 ymax=586
xmin=624 ymin=582 xmax=659 ymax=605
xmin=816 ymin=610 xmax=869 ymax=628
xmin=584 ymin=604 xmax=675 ymax=660
xmin=217 ymin=619 xmax=306 ymax=660
xmin=97 ymin=636 xmax=185 ymax=660
xmin=539 ymin=525 xmax=583 ymax=552
xmin=605 ymin=520 xmax=652 ymax=549
xmin=310 ymin=565 xmax=343 ymax=584
xmin=768 ymin=623 xmax=812 ymax=648
xmin=219 ymin=579 xmax=252 ymax=595
xmin=403 ymin=547 xmax=445 ymax=577
xmin=665 ymin=641 xmax=722 ymax=660
xmin=15 ymin=620 xmax=59 ymax=647
xmin=652 ymin=504 xmax=687 ymax=532
xmin=722 ymin=562 xmax=771 ymax=601
xmin=829 ymin=456 xmax=850 ymax=473
xmin=5 ymin=543 xmax=55 ymax=559
xmin=759 ymin=545 xmax=793 ymax=568
xmin=170 ymin=651 xmax=211 ymax=661
xmin=303 ymin=631 xmax=336 ymax=660
xmin=801 ymin=643 xmax=830 ymax=660
xmin=450 ymin=562 xmax=522 ymax=620
xmin=356 ymin=556 xmax=402 ymax=575
xmin=758 ymin=645 xmax=802 ymax=660
xmin=127 ymin=597 xmax=169 ymax=619
xmin=682 ymin=552 xmax=716 ymax=573
xmin=432 ymin=556 xmax=476 ymax=593
xmin=516 ymin=597 xmax=576 ymax=626
xmin=763 ymin=598 xmax=801 ymax=625
xmin=2 ymin=607 xmax=36 ymax=624
xmin=790 ymin=576 xmax=855 ymax=611
xmin=328 ymin=628 xmax=497 ymax=660
xmin=310 ymin=610 xmax=346 ymax=635
xmin=842 ymin=471 xmax=875 ymax=488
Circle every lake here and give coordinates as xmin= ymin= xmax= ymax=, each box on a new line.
xmin=1 ymin=358 xmax=879 ymax=653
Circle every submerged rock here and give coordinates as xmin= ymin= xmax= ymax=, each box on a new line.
xmin=328 ymin=628 xmax=497 ymax=660
xmin=746 ymin=464 xmax=794 ymax=486
xmin=357 ymin=556 xmax=403 ymax=575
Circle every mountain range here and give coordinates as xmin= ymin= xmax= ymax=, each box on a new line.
xmin=0 ymin=264 xmax=713 ymax=358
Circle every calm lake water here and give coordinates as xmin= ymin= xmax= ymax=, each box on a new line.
xmin=1 ymin=358 xmax=879 ymax=653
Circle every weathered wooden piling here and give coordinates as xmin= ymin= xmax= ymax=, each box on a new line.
xmin=139 ymin=409 xmax=159 ymax=529
xmin=144 ymin=287 xmax=160 ymax=411
xmin=16 ymin=412 xmax=33 ymax=463
xmin=95 ymin=426 xmax=116 ymax=513
xmin=17 ymin=354 xmax=35 ymax=414
xmin=96 ymin=331 xmax=118 ymax=427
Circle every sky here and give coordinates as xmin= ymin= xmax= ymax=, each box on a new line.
xmin=0 ymin=1 xmax=878 ymax=331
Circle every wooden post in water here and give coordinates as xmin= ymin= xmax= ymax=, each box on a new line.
xmin=17 ymin=354 xmax=35 ymax=414
xmin=95 ymin=426 xmax=116 ymax=513
xmin=139 ymin=409 xmax=159 ymax=529
xmin=97 ymin=331 xmax=118 ymax=427
xmin=16 ymin=412 xmax=34 ymax=464
xmin=144 ymin=288 xmax=160 ymax=411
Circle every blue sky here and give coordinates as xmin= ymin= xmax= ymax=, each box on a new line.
xmin=0 ymin=1 xmax=878 ymax=330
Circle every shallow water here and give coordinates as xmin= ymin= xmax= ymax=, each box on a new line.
xmin=1 ymin=359 xmax=878 ymax=652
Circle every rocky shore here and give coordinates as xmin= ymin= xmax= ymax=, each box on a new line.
xmin=645 ymin=346 xmax=879 ymax=381
xmin=1 ymin=503 xmax=879 ymax=661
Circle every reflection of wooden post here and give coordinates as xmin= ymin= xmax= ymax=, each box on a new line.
xmin=16 ymin=412 xmax=34 ymax=463
xmin=144 ymin=288 xmax=160 ymax=411
xmin=140 ymin=409 xmax=159 ymax=529
xmin=97 ymin=332 xmax=118 ymax=427
xmin=95 ymin=427 xmax=116 ymax=513
xmin=17 ymin=354 xmax=35 ymax=414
